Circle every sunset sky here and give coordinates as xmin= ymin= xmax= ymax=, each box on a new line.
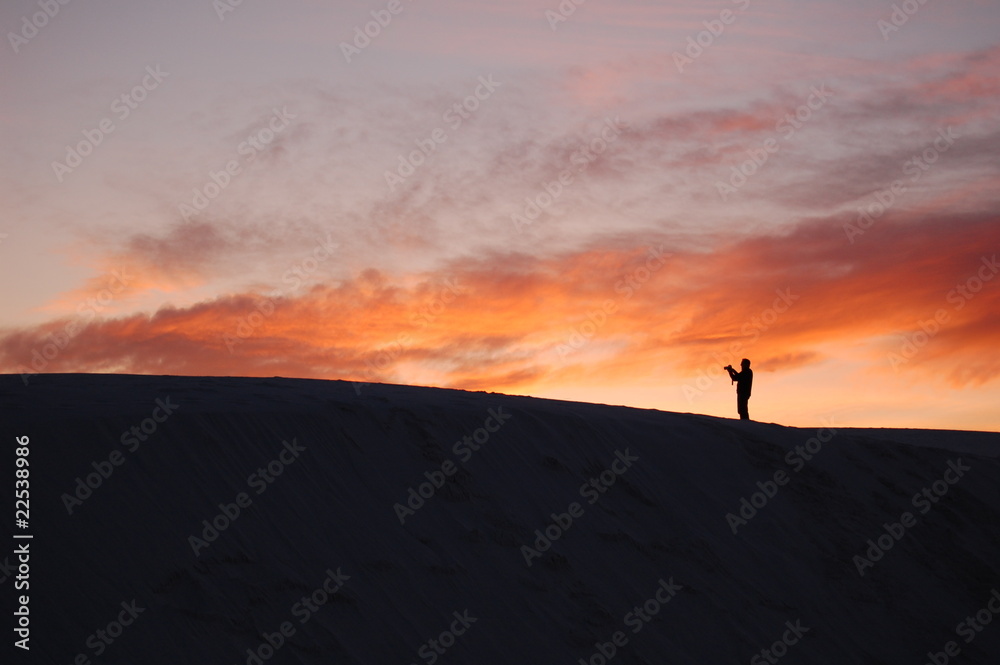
xmin=2 ymin=0 xmax=998 ymax=430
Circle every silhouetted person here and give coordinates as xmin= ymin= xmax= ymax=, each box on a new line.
xmin=725 ymin=358 xmax=753 ymax=420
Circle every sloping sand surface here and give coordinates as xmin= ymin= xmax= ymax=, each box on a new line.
xmin=2 ymin=374 xmax=998 ymax=663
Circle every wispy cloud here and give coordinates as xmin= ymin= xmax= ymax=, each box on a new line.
xmin=4 ymin=211 xmax=996 ymax=395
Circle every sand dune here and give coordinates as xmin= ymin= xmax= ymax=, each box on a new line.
xmin=2 ymin=373 xmax=999 ymax=664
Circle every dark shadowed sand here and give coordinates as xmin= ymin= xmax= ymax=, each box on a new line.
xmin=2 ymin=373 xmax=999 ymax=663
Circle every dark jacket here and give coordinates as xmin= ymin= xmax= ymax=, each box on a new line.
xmin=727 ymin=367 xmax=753 ymax=397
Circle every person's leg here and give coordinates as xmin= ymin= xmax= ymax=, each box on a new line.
xmin=738 ymin=395 xmax=749 ymax=420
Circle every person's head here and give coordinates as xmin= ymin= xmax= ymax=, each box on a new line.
xmin=740 ymin=358 xmax=751 ymax=368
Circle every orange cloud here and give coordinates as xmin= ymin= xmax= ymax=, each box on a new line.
xmin=2 ymin=213 xmax=997 ymax=398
